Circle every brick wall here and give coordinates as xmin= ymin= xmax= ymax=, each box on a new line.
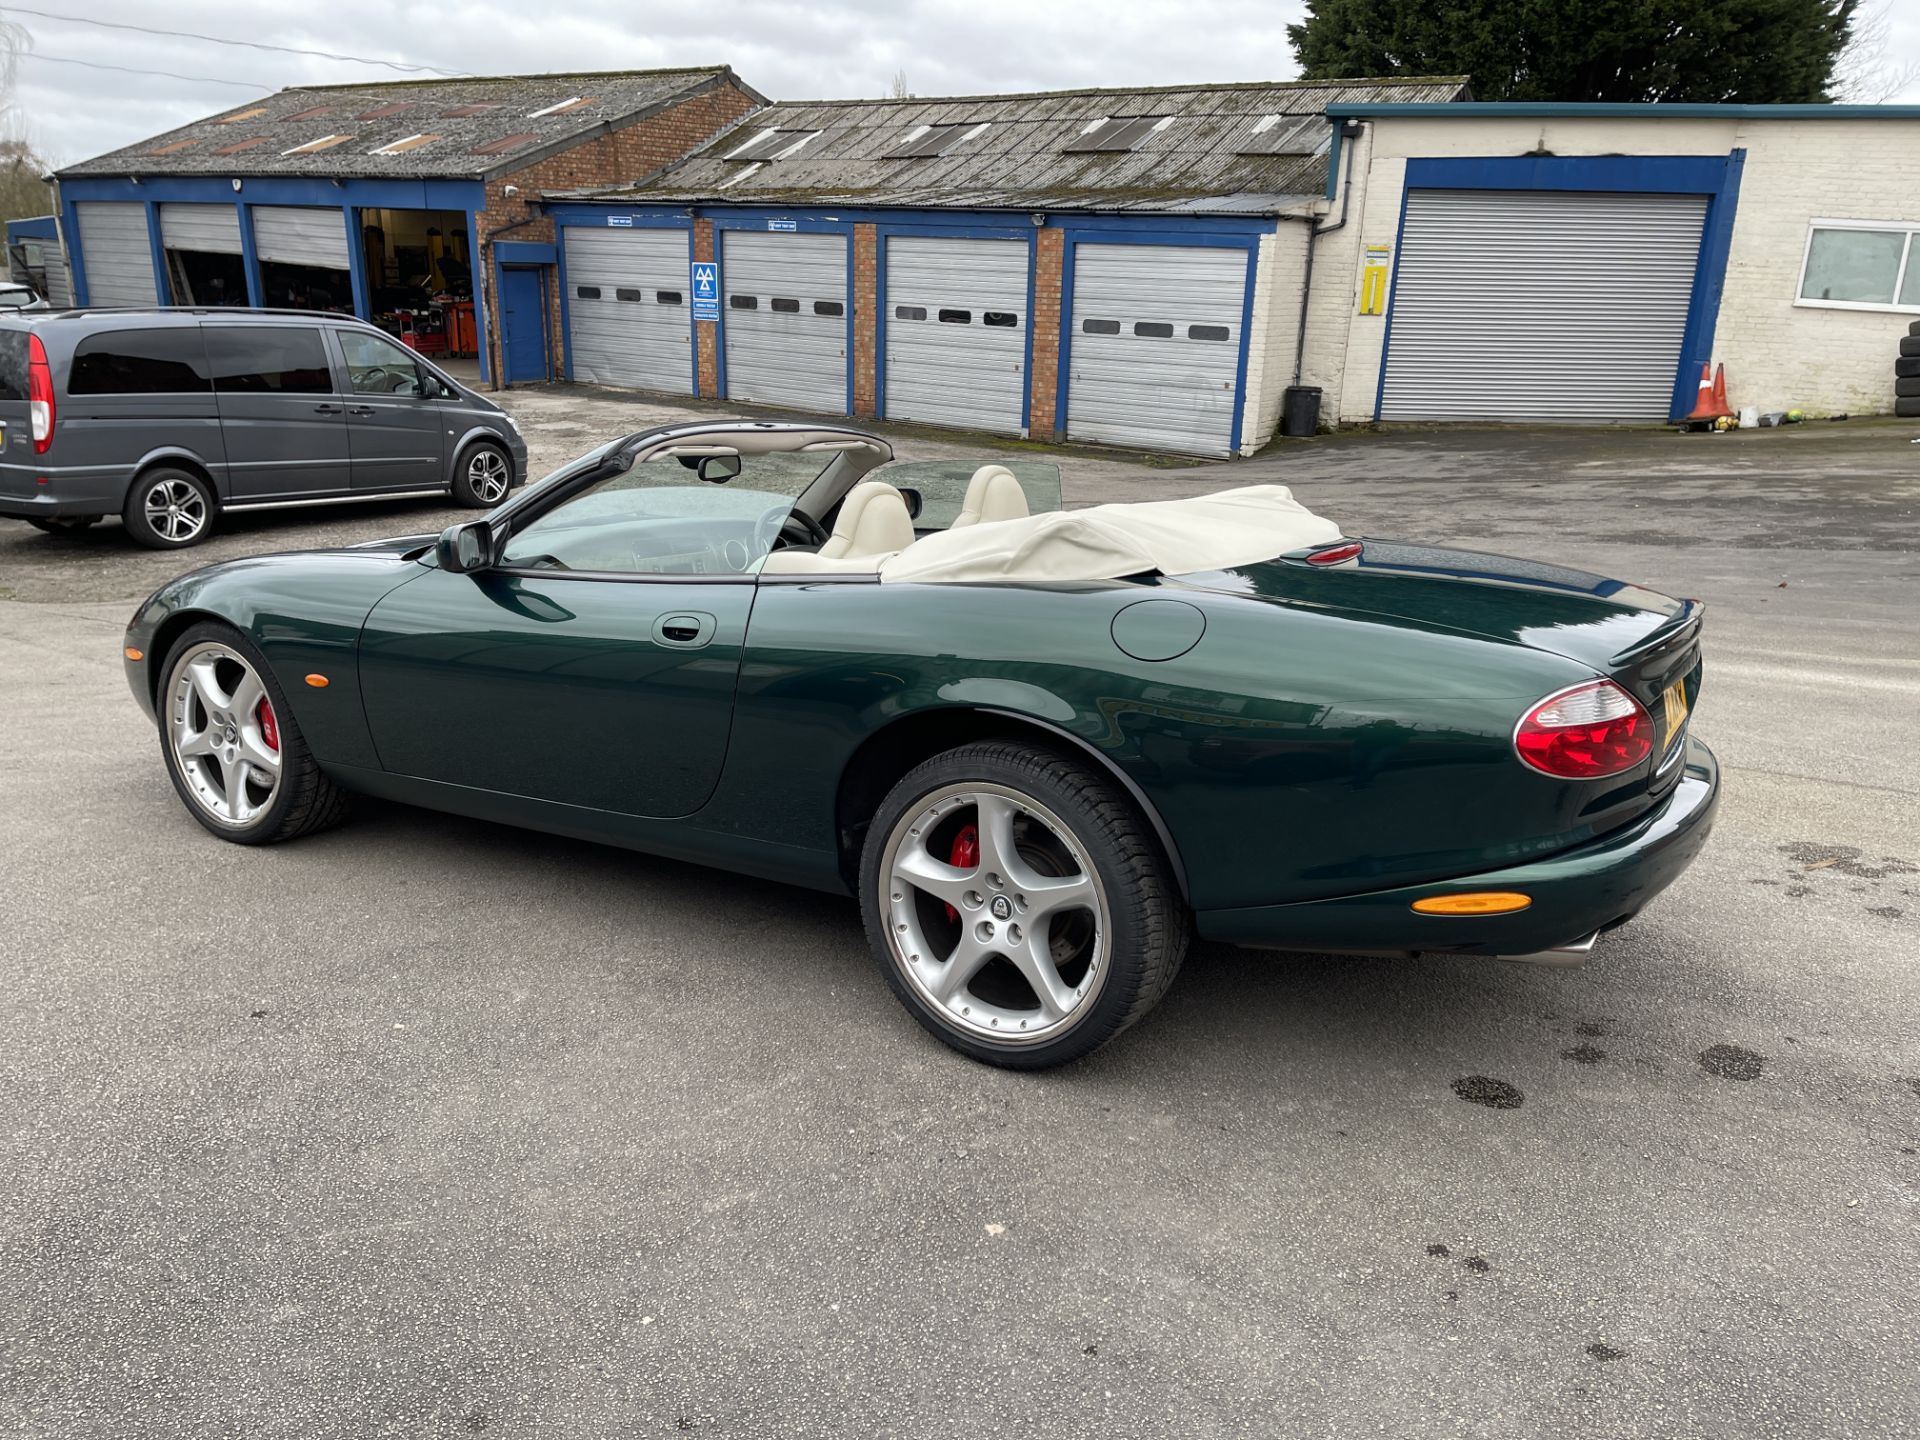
xmin=1027 ymin=226 xmax=1066 ymax=439
xmin=476 ymin=80 xmax=759 ymax=384
xmin=692 ymin=219 xmax=718 ymax=396
xmin=852 ymin=224 xmax=878 ymax=417
xmin=1319 ymin=115 xmax=1920 ymax=422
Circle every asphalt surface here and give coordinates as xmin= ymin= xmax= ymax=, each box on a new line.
xmin=3 ymin=389 xmax=1918 ymax=1437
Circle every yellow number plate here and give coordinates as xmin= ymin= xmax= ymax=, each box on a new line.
xmin=1661 ymin=681 xmax=1690 ymax=749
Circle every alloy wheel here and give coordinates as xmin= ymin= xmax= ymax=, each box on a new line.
xmin=468 ymin=448 xmax=510 ymax=503
xmin=143 ymin=476 xmax=208 ymax=543
xmin=165 ymin=642 xmax=282 ymax=828
xmin=880 ymin=783 xmax=1110 ymax=1046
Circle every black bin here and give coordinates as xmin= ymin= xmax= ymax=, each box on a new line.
xmin=1282 ymin=385 xmax=1322 ymax=437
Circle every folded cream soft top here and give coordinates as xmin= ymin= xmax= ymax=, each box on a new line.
xmin=875 ymin=484 xmax=1342 ymax=584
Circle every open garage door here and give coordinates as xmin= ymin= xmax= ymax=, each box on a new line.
xmin=722 ymin=231 xmax=848 ymax=414
xmin=883 ymin=236 xmax=1028 ymax=434
xmin=1065 ymin=243 xmax=1247 ymax=457
xmin=1380 ymin=190 xmax=1707 ymax=421
xmin=563 ymin=227 xmax=692 ymax=394
xmin=73 ymin=202 xmax=157 ymax=307
xmin=160 ymin=203 xmax=246 ymax=307
xmin=252 ymin=205 xmax=353 ymax=313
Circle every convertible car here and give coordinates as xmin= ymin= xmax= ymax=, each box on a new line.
xmin=123 ymin=421 xmax=1718 ymax=1068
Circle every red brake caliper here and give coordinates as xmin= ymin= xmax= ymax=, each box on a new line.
xmin=944 ymin=824 xmax=978 ymax=924
xmin=257 ymin=700 xmax=280 ymax=754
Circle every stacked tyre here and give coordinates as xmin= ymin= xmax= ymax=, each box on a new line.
xmin=1900 ymin=321 xmax=1920 ymax=419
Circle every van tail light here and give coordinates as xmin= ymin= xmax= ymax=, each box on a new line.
xmin=27 ymin=333 xmax=54 ymax=454
xmin=1513 ymin=679 xmax=1653 ymax=779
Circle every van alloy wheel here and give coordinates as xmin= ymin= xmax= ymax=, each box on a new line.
xmin=467 ymin=447 xmax=511 ymax=503
xmin=143 ymin=476 xmax=208 ymax=543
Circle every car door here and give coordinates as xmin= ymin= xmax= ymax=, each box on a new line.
xmin=331 ymin=327 xmax=449 ymax=494
xmin=203 ymin=324 xmax=352 ymax=501
xmin=354 ymin=450 xmax=823 ymax=820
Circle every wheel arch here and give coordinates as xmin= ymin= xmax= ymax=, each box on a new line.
xmin=448 ymin=427 xmax=512 ymax=486
xmin=144 ymin=607 xmax=237 ymax=709
xmin=833 ymin=705 xmax=1191 ymax=904
xmin=130 ymin=450 xmax=222 ymax=506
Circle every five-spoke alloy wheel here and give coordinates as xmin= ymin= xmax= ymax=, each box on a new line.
xmin=862 ymin=742 xmax=1186 ymax=1068
xmin=124 ymin=467 xmax=215 ymax=549
xmin=157 ymin=623 xmax=350 ymax=845
xmin=455 ymin=443 xmax=512 ymax=506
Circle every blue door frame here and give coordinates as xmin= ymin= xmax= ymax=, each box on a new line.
xmin=1375 ymin=153 xmax=1746 ymax=422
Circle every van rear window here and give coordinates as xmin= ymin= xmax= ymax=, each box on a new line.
xmin=70 ymin=330 xmax=213 ymax=395
xmin=0 ymin=331 xmax=25 ymax=402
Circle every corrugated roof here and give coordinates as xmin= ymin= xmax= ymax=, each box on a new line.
xmin=56 ymin=68 xmax=765 ymax=181
xmin=558 ymin=76 xmax=1467 ymax=216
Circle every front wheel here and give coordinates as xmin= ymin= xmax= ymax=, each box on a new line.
xmin=157 ymin=622 xmax=350 ymax=845
xmin=452 ymin=442 xmax=512 ymax=507
xmin=860 ymin=741 xmax=1187 ymax=1068
xmin=124 ymin=468 xmax=214 ymax=549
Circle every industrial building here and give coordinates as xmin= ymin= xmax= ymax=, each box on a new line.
xmin=46 ymin=68 xmax=763 ymax=385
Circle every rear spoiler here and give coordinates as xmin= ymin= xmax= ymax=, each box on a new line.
xmin=1611 ymin=598 xmax=1704 ymax=666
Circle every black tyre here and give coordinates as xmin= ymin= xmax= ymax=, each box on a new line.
xmin=452 ymin=441 xmax=513 ymax=507
xmin=1902 ymin=335 xmax=1920 ymax=358
xmin=1897 ymin=356 xmax=1920 ymax=379
xmin=1897 ymin=396 xmax=1920 ymax=418
xmin=124 ymin=467 xmax=215 ymax=549
xmin=859 ymin=740 xmax=1187 ymax=1069
xmin=156 ymin=621 xmax=350 ymax=845
xmin=1897 ymin=377 xmax=1920 ymax=398
xmin=27 ymin=515 xmax=102 ymax=534
xmin=1910 ymin=319 xmax=1920 ymax=337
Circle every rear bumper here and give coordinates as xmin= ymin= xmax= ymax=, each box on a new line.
xmin=1196 ymin=736 xmax=1721 ymax=956
xmin=0 ymin=463 xmax=126 ymax=518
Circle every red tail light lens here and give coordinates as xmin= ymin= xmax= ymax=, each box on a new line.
xmin=27 ymin=333 xmax=54 ymax=454
xmin=1306 ymin=541 xmax=1365 ymax=566
xmin=1513 ymin=679 xmax=1653 ymax=779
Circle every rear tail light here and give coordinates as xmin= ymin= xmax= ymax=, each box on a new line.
xmin=1513 ymin=679 xmax=1653 ymax=779
xmin=1306 ymin=541 xmax=1365 ymax=566
xmin=27 ymin=333 xmax=54 ymax=454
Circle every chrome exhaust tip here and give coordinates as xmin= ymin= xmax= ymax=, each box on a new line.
xmin=1496 ymin=932 xmax=1598 ymax=968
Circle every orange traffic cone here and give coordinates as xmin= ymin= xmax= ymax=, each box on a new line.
xmin=1683 ymin=362 xmax=1732 ymax=427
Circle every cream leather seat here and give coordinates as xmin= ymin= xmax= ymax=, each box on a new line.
xmin=949 ymin=465 xmax=1030 ymax=529
xmin=815 ymin=480 xmax=917 ymax=560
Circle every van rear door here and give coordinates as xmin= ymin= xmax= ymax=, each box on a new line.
xmin=204 ymin=325 xmax=351 ymax=502
xmin=0 ymin=326 xmax=33 ymax=504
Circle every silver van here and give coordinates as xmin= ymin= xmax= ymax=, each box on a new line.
xmin=0 ymin=308 xmax=527 ymax=548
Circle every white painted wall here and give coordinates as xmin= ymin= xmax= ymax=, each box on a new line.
xmin=1317 ymin=115 xmax=1920 ymax=423
xmin=1239 ymin=222 xmax=1311 ymax=454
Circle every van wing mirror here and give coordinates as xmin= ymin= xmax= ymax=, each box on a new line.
xmin=436 ymin=519 xmax=493 ymax=573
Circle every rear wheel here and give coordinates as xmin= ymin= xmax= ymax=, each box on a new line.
xmin=124 ymin=468 xmax=214 ymax=549
xmin=158 ymin=622 xmax=349 ymax=845
xmin=860 ymin=741 xmax=1186 ymax=1068
xmin=27 ymin=515 xmax=101 ymax=534
xmin=453 ymin=442 xmax=512 ymax=507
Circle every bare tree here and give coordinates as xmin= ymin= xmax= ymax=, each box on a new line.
xmin=0 ymin=19 xmax=48 ymax=223
xmin=1834 ymin=0 xmax=1920 ymax=102
xmin=889 ymin=70 xmax=911 ymax=100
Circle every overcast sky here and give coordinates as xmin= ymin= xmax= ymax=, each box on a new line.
xmin=11 ymin=0 xmax=1920 ymax=169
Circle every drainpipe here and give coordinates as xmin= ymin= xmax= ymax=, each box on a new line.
xmin=1291 ymin=120 xmax=1364 ymax=389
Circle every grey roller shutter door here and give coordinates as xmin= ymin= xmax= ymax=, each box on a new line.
xmin=159 ymin=203 xmax=242 ymax=255
xmin=884 ymin=236 xmax=1028 ymax=433
xmin=562 ymin=227 xmax=693 ymax=394
xmin=1380 ymin=189 xmax=1708 ymax=421
xmin=74 ymin=202 xmax=157 ymax=307
xmin=43 ymin=248 xmax=73 ymax=307
xmin=252 ymin=206 xmax=350 ymax=269
xmin=1065 ymin=243 xmax=1246 ymax=457
xmin=722 ymin=231 xmax=848 ymax=413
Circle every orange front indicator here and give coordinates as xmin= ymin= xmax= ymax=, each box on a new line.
xmin=304 ymin=674 xmax=330 ymax=688
xmin=1411 ymin=892 xmax=1533 ymax=916
xmin=123 ymin=647 xmax=144 ymax=661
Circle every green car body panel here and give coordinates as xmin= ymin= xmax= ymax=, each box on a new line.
xmin=124 ymin=521 xmax=1718 ymax=958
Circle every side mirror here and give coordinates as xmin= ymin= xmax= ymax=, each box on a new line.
xmin=436 ymin=519 xmax=493 ymax=573
xmin=697 ymin=453 xmax=743 ymax=483
xmin=897 ymin=486 xmax=924 ymax=520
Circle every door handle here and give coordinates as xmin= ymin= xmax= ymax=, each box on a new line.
xmin=347 ymin=404 xmax=377 ymax=416
xmin=313 ymin=402 xmax=343 ymax=414
xmin=652 ymin=612 xmax=716 ymax=648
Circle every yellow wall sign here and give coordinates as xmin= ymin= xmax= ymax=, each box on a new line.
xmin=1359 ymin=244 xmax=1392 ymax=316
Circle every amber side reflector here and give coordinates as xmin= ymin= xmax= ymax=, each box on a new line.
xmin=304 ymin=674 xmax=330 ymax=688
xmin=123 ymin=647 xmax=144 ymax=661
xmin=1412 ymin=892 xmax=1532 ymax=916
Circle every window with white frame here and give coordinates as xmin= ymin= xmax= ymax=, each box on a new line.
xmin=1797 ymin=220 xmax=1920 ymax=311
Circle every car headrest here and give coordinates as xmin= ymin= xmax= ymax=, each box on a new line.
xmin=818 ymin=481 xmax=917 ymax=560
xmin=950 ymin=465 xmax=1030 ymax=529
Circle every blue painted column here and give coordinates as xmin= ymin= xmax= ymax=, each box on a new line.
xmin=343 ymin=206 xmax=370 ymax=318
xmin=235 ymin=203 xmax=264 ymax=307
xmin=144 ymin=200 xmax=170 ymax=304
xmin=58 ymin=192 xmax=90 ymax=307
xmin=466 ymin=208 xmax=491 ymax=385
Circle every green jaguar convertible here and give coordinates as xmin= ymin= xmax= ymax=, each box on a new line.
xmin=123 ymin=421 xmax=1718 ymax=1068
